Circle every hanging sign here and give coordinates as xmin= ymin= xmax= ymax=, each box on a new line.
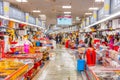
xmin=80 ymin=23 xmax=83 ymax=28
xmin=0 ymin=2 xmax=3 ymax=15
xmin=28 ymin=15 xmax=36 ymax=24
xmin=36 ymin=18 xmax=38 ymax=25
xmin=98 ymin=7 xmax=104 ymax=20
xmin=104 ymin=0 xmax=110 ymax=15
xmin=25 ymin=13 xmax=29 ymax=22
xmin=9 ymin=6 xmax=25 ymax=21
xmin=3 ymin=2 xmax=9 ymax=17
xmin=41 ymin=21 xmax=46 ymax=27
xmin=81 ymin=18 xmax=85 ymax=28
xmin=38 ymin=19 xmax=42 ymax=26
xmin=36 ymin=18 xmax=42 ymax=26
xmin=111 ymin=0 xmax=120 ymax=14
xmin=93 ymin=10 xmax=98 ymax=22
xmin=86 ymin=17 xmax=90 ymax=26
xmin=83 ymin=21 xmax=85 ymax=27
xmin=90 ymin=16 xmax=94 ymax=24
xmin=85 ymin=18 xmax=87 ymax=26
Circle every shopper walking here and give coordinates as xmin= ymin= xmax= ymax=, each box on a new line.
xmin=84 ymin=35 xmax=88 ymax=46
xmin=59 ymin=35 xmax=62 ymax=44
xmin=75 ymin=35 xmax=79 ymax=48
xmin=55 ymin=35 xmax=59 ymax=44
xmin=87 ymin=35 xmax=93 ymax=47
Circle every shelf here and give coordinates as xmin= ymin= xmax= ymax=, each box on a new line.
xmin=5 ymin=64 xmax=29 ymax=80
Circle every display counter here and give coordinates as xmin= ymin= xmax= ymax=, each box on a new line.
xmin=89 ymin=66 xmax=120 ymax=80
xmin=0 ymin=59 xmax=28 ymax=80
xmin=4 ymin=53 xmax=43 ymax=79
xmin=89 ymin=48 xmax=120 ymax=80
xmin=4 ymin=53 xmax=43 ymax=62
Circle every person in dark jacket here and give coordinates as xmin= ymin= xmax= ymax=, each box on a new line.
xmin=88 ymin=35 xmax=93 ymax=47
xmin=75 ymin=35 xmax=79 ymax=48
xmin=84 ymin=35 xmax=88 ymax=44
xmin=55 ymin=35 xmax=59 ymax=44
xmin=58 ymin=35 xmax=62 ymax=44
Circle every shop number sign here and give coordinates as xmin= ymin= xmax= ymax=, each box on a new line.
xmin=111 ymin=0 xmax=120 ymax=13
xmin=114 ymin=0 xmax=120 ymax=8
xmin=98 ymin=7 xmax=104 ymax=20
xmin=28 ymin=15 xmax=36 ymax=24
xmin=38 ymin=20 xmax=42 ymax=26
xmin=0 ymin=2 xmax=3 ymax=15
xmin=90 ymin=16 xmax=94 ymax=24
xmin=9 ymin=6 xmax=25 ymax=21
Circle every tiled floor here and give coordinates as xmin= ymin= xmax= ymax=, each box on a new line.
xmin=33 ymin=47 xmax=86 ymax=80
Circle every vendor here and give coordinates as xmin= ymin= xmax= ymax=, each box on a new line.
xmin=23 ymin=35 xmax=33 ymax=54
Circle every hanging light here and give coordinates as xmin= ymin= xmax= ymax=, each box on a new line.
xmin=16 ymin=0 xmax=28 ymax=2
xmin=95 ymin=0 xmax=104 ymax=2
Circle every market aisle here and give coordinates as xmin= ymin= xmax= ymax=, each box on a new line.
xmin=33 ymin=47 xmax=85 ymax=80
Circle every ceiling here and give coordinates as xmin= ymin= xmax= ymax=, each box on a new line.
xmin=4 ymin=0 xmax=104 ymax=26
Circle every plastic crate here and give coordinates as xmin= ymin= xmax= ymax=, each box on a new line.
xmin=77 ymin=59 xmax=85 ymax=71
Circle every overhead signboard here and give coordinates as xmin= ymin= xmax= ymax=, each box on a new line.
xmin=57 ymin=16 xmax=72 ymax=25
xmin=3 ymin=2 xmax=9 ymax=17
xmin=93 ymin=10 xmax=98 ymax=22
xmin=81 ymin=18 xmax=85 ymax=28
xmin=104 ymin=0 xmax=110 ymax=15
xmin=86 ymin=17 xmax=90 ymax=26
xmin=36 ymin=18 xmax=41 ymax=26
xmin=38 ymin=19 xmax=42 ymax=26
xmin=9 ymin=6 xmax=25 ymax=21
xmin=90 ymin=16 xmax=94 ymax=24
xmin=111 ymin=0 xmax=120 ymax=14
xmin=41 ymin=21 xmax=46 ymax=27
xmin=0 ymin=2 xmax=3 ymax=15
xmin=85 ymin=18 xmax=87 ymax=26
xmin=36 ymin=18 xmax=38 ymax=25
xmin=80 ymin=23 xmax=83 ymax=28
xmin=83 ymin=20 xmax=85 ymax=27
xmin=98 ymin=7 xmax=104 ymax=20
xmin=28 ymin=15 xmax=36 ymax=24
xmin=25 ymin=13 xmax=29 ymax=22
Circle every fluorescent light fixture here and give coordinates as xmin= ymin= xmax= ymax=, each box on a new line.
xmin=64 ymin=12 xmax=71 ymax=14
xmin=32 ymin=10 xmax=41 ymax=13
xmin=39 ymin=14 xmax=46 ymax=17
xmin=62 ymin=6 xmax=72 ymax=9
xmin=64 ymin=14 xmax=71 ymax=16
xmin=85 ymin=13 xmax=92 ymax=15
xmin=89 ymin=7 xmax=99 ymax=11
xmin=39 ymin=14 xmax=46 ymax=20
xmin=16 ymin=0 xmax=28 ymax=2
xmin=95 ymin=0 xmax=104 ymax=2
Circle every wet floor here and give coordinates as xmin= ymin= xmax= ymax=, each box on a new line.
xmin=33 ymin=47 xmax=91 ymax=80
